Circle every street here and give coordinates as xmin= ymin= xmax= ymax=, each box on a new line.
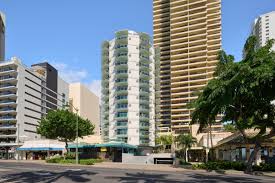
xmin=0 ymin=161 xmax=274 ymax=183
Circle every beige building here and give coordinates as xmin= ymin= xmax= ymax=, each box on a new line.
xmin=153 ymin=0 xmax=222 ymax=137
xmin=69 ymin=83 xmax=100 ymax=136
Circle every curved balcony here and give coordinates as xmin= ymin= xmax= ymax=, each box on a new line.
xmin=139 ymin=116 xmax=150 ymax=122
xmin=0 ymin=100 xmax=17 ymax=107
xmin=115 ymin=73 xmax=128 ymax=79
xmin=116 ymin=99 xmax=128 ymax=104
xmin=115 ymin=37 xmax=128 ymax=45
xmin=115 ymin=116 xmax=128 ymax=121
xmin=115 ymin=55 xmax=128 ymax=63
xmin=140 ymin=57 xmax=150 ymax=64
xmin=115 ymin=90 xmax=128 ymax=96
xmin=140 ymin=49 xmax=150 ymax=57
xmin=114 ymin=81 xmax=128 ymax=87
xmin=140 ymin=74 xmax=150 ymax=81
xmin=115 ymin=47 xmax=128 ymax=56
xmin=115 ymin=64 xmax=128 ymax=71
xmin=140 ymin=66 xmax=150 ymax=72
xmin=139 ymin=82 xmax=150 ymax=88
xmin=139 ymin=91 xmax=150 ymax=97
xmin=140 ymin=99 xmax=149 ymax=105
xmin=115 ymin=107 xmax=128 ymax=113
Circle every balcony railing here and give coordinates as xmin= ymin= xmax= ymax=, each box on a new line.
xmin=0 ymin=84 xmax=16 ymax=89
xmin=0 ymin=67 xmax=16 ymax=74
xmin=0 ymin=100 xmax=16 ymax=105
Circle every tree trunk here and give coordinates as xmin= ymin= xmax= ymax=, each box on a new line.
xmin=64 ymin=139 xmax=68 ymax=160
xmin=209 ymin=124 xmax=214 ymax=161
xmin=245 ymin=141 xmax=261 ymax=174
xmin=209 ymin=124 xmax=213 ymax=148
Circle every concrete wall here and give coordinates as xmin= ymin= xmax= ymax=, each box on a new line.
xmin=122 ymin=153 xmax=173 ymax=164
xmin=69 ymin=83 xmax=100 ymax=135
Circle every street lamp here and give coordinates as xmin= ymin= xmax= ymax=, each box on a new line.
xmin=65 ymin=103 xmax=79 ymax=164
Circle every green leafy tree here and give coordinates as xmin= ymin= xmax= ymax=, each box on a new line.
xmin=37 ymin=109 xmax=94 ymax=152
xmin=190 ymin=36 xmax=275 ymax=173
xmin=156 ymin=134 xmax=173 ymax=152
xmin=175 ymin=134 xmax=197 ymax=162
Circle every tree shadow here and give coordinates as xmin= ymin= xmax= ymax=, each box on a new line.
xmin=186 ymin=173 xmax=265 ymax=183
xmin=105 ymin=172 xmax=183 ymax=183
xmin=106 ymin=171 xmax=268 ymax=183
xmin=0 ymin=169 xmax=96 ymax=183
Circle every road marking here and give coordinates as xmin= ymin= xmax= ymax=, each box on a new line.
xmin=34 ymin=172 xmax=52 ymax=176
xmin=65 ymin=169 xmax=82 ymax=171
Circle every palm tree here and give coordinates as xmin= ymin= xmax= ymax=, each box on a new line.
xmin=176 ymin=134 xmax=197 ymax=162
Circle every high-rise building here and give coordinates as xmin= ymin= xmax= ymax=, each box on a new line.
xmin=251 ymin=11 xmax=275 ymax=51
xmin=101 ymin=30 xmax=158 ymax=146
xmin=153 ymin=0 xmax=222 ymax=136
xmin=0 ymin=57 xmax=68 ymax=159
xmin=69 ymin=83 xmax=100 ymax=136
xmin=0 ymin=12 xmax=5 ymax=61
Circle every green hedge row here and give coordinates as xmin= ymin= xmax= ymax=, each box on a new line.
xmin=46 ymin=157 xmax=103 ymax=165
xmin=192 ymin=161 xmax=275 ymax=172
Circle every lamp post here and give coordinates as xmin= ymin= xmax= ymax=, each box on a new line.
xmin=75 ymin=108 xmax=79 ymax=165
xmin=65 ymin=103 xmax=79 ymax=164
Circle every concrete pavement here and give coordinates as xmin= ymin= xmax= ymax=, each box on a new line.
xmin=0 ymin=160 xmax=274 ymax=182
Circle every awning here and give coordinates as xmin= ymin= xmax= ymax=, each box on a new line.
xmin=68 ymin=143 xmax=96 ymax=149
xmin=16 ymin=139 xmax=65 ymax=151
xmin=68 ymin=141 xmax=137 ymax=149
xmin=17 ymin=147 xmax=63 ymax=151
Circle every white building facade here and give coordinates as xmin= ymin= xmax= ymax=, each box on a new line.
xmin=251 ymin=11 xmax=275 ymax=50
xmin=101 ymin=30 xmax=158 ymax=146
xmin=0 ymin=57 xmax=68 ymax=159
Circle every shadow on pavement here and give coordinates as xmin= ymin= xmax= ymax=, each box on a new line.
xmin=0 ymin=169 xmax=96 ymax=183
xmin=106 ymin=172 xmax=183 ymax=183
xmin=106 ymin=172 xmax=266 ymax=183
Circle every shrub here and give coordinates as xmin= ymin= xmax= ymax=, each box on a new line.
xmin=191 ymin=161 xmax=245 ymax=171
xmin=253 ymin=163 xmax=275 ymax=172
xmin=192 ymin=161 xmax=275 ymax=172
xmin=179 ymin=159 xmax=191 ymax=165
xmin=46 ymin=157 xmax=103 ymax=165
xmin=45 ymin=157 xmax=63 ymax=163
xmin=64 ymin=152 xmax=76 ymax=159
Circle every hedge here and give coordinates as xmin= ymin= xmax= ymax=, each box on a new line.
xmin=46 ymin=157 xmax=103 ymax=165
xmin=192 ymin=161 xmax=275 ymax=172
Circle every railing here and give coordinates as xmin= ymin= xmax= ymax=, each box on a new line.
xmin=0 ymin=100 xmax=16 ymax=104
xmin=0 ymin=84 xmax=16 ymax=88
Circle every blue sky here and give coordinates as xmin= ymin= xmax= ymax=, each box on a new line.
xmin=0 ymin=0 xmax=275 ymax=96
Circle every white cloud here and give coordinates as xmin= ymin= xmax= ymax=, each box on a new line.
xmin=51 ymin=62 xmax=88 ymax=83
xmin=86 ymin=80 xmax=101 ymax=98
xmin=50 ymin=61 xmax=101 ymax=98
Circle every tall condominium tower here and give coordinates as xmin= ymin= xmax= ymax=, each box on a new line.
xmin=251 ymin=11 xmax=275 ymax=51
xmin=153 ymin=0 xmax=222 ymax=136
xmin=101 ymin=30 xmax=157 ymax=146
xmin=0 ymin=12 xmax=5 ymax=61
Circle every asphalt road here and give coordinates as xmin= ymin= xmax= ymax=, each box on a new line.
xmin=0 ymin=161 xmax=274 ymax=183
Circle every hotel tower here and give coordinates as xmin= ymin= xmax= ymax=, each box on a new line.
xmin=153 ymin=0 xmax=222 ymax=136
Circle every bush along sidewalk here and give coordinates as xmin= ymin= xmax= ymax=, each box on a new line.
xmin=46 ymin=157 xmax=103 ymax=165
xmin=192 ymin=161 xmax=275 ymax=172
